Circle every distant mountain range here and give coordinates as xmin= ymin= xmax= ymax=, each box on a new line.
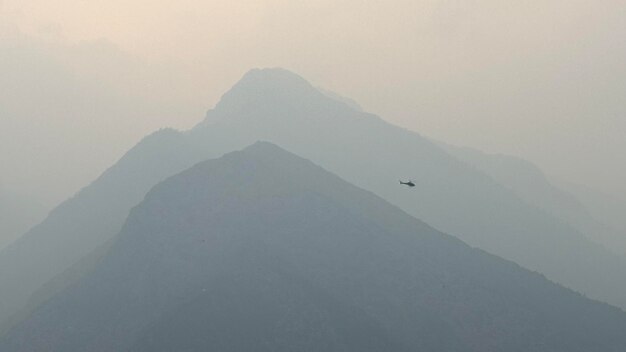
xmin=2 ymin=142 xmax=626 ymax=351
xmin=437 ymin=141 xmax=626 ymax=256
xmin=560 ymin=182 xmax=626 ymax=249
xmin=0 ymin=188 xmax=47 ymax=250
xmin=1 ymin=68 xmax=625 ymax=336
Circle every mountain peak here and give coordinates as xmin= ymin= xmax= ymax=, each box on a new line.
xmin=200 ymin=68 xmax=363 ymax=127
xmin=214 ymin=68 xmax=320 ymax=111
xmin=236 ymin=68 xmax=314 ymax=91
xmin=239 ymin=140 xmax=285 ymax=155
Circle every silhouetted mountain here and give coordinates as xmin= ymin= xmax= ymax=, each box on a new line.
xmin=194 ymin=68 xmax=626 ymax=309
xmin=0 ymin=188 xmax=47 ymax=250
xmin=2 ymin=68 xmax=626 ymax=332
xmin=0 ymin=128 xmax=203 ymax=331
xmin=438 ymin=141 xmax=626 ymax=256
xmin=2 ymin=142 xmax=626 ymax=352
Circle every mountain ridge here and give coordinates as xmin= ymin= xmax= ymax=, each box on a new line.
xmin=2 ymin=67 xmax=626 ymax=334
xmin=437 ymin=139 xmax=626 ymax=256
xmin=3 ymin=142 xmax=626 ymax=351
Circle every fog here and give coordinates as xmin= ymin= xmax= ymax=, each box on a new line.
xmin=1 ymin=0 xmax=624 ymax=205
xmin=2 ymin=3 xmax=626 ymax=347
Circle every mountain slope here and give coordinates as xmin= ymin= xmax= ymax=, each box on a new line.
xmin=561 ymin=182 xmax=626 ymax=245
xmin=1 ymin=68 xmax=626 ymax=331
xmin=2 ymin=142 xmax=626 ymax=352
xmin=0 ymin=129 xmax=202 ymax=329
xmin=0 ymin=188 xmax=47 ymax=250
xmin=193 ymin=68 xmax=626 ymax=309
xmin=438 ymin=141 xmax=626 ymax=256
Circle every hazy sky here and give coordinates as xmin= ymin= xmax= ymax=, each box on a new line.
xmin=1 ymin=0 xmax=624 ymax=205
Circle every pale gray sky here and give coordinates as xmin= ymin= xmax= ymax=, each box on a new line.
xmin=1 ymin=0 xmax=624 ymax=205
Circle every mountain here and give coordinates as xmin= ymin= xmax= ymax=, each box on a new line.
xmin=437 ymin=141 xmax=626 ymax=256
xmin=0 ymin=188 xmax=47 ymax=250
xmin=0 ymin=128 xmax=204 ymax=331
xmin=2 ymin=142 xmax=626 ymax=352
xmin=193 ymin=68 xmax=626 ymax=309
xmin=2 ymin=68 xmax=626 ymax=332
xmin=560 ymin=182 xmax=626 ymax=246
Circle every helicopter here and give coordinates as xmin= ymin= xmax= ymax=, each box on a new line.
xmin=399 ymin=180 xmax=415 ymax=187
